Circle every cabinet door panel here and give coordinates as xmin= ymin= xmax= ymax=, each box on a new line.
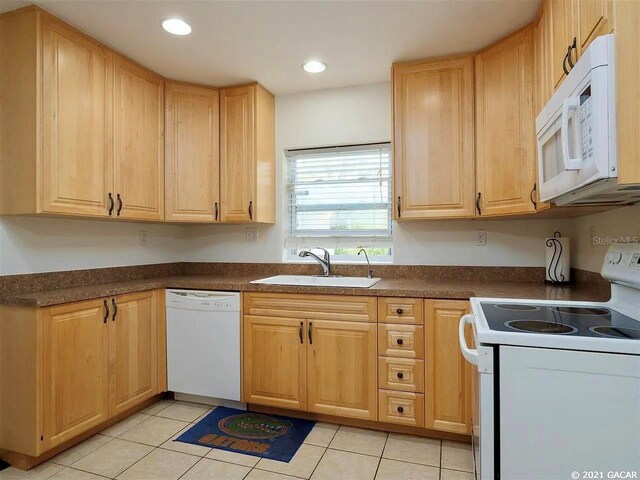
xmin=165 ymin=82 xmax=219 ymax=222
xmin=41 ymin=17 xmax=113 ymax=217
xmin=243 ymin=316 xmax=306 ymax=410
xmin=114 ymin=56 xmax=164 ymax=221
xmin=43 ymin=299 xmax=109 ymax=449
xmin=393 ymin=57 xmax=475 ymax=219
xmin=425 ymin=300 xmax=471 ymax=434
xmin=220 ymin=86 xmax=255 ymax=222
xmin=550 ymin=0 xmax=572 ymax=88
xmin=476 ymin=28 xmax=537 ymax=217
xmin=307 ymin=320 xmax=377 ymax=420
xmin=109 ymin=291 xmax=158 ymax=417
xmin=577 ymin=0 xmax=613 ymax=53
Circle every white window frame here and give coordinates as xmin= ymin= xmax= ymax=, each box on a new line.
xmin=284 ymin=142 xmax=393 ymax=263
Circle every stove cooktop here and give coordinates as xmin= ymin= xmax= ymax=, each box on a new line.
xmin=480 ymin=302 xmax=640 ymax=340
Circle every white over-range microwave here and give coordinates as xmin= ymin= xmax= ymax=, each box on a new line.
xmin=536 ymin=34 xmax=640 ymax=206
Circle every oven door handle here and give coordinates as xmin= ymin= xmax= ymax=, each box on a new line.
xmin=459 ymin=314 xmax=479 ymax=365
xmin=560 ymin=96 xmax=582 ymax=171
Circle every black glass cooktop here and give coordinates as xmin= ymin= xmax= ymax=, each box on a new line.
xmin=481 ymin=302 xmax=640 ymax=340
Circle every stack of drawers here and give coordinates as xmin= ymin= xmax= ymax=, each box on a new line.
xmin=377 ymin=298 xmax=425 ymax=427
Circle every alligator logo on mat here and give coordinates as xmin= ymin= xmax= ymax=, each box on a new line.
xmin=218 ymin=413 xmax=293 ymax=440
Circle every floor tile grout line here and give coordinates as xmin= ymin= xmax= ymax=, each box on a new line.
xmin=305 ymin=423 xmax=340 ymax=480
xmin=251 ymin=466 xmax=308 ymax=479
xmin=372 ymin=433 xmax=389 ymax=480
xmin=50 ymin=434 xmax=116 ymax=468
xmin=439 ymin=438 xmax=443 ymax=480
xmin=65 ymin=465 xmax=112 ymax=479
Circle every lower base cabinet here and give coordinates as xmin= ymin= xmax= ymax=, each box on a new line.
xmin=0 ymin=289 xmax=165 ymax=459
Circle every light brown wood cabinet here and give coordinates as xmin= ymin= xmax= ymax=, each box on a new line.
xmin=165 ymin=82 xmax=220 ymax=222
xmin=0 ymin=289 xmax=165 ymax=460
xmin=242 ymin=293 xmax=377 ymax=421
xmin=220 ymin=83 xmax=275 ymax=223
xmin=425 ymin=299 xmax=472 ymax=434
xmin=392 ymin=56 xmax=475 ymax=219
xmin=113 ymin=56 xmax=165 ymax=221
xmin=475 ymin=27 xmax=538 ymax=217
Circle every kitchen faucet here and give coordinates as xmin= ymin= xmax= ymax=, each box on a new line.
xmin=298 ymin=248 xmax=332 ymax=276
xmin=357 ymin=248 xmax=373 ymax=279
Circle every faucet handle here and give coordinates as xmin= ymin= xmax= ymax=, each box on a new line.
xmin=316 ymin=247 xmax=330 ymax=261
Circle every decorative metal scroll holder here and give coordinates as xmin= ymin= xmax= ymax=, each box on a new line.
xmin=545 ymin=231 xmax=571 ymax=285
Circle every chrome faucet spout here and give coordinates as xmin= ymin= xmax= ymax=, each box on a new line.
xmin=357 ymin=248 xmax=373 ymax=279
xmin=299 ymin=248 xmax=331 ymax=276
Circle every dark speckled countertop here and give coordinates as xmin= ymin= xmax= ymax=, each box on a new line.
xmin=0 ymin=272 xmax=610 ymax=307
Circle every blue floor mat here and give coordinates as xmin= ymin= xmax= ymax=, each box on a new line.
xmin=175 ymin=407 xmax=315 ymax=463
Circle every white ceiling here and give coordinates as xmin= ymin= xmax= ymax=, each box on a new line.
xmin=2 ymin=0 xmax=540 ymax=95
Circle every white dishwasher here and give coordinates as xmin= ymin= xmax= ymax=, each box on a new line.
xmin=166 ymin=289 xmax=241 ymax=401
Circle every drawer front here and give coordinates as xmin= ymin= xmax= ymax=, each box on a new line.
xmin=379 ymin=390 xmax=425 ymax=427
xmin=378 ymin=357 xmax=425 ymax=393
xmin=378 ymin=298 xmax=424 ymax=325
xmin=243 ymin=292 xmax=377 ymax=322
xmin=378 ymin=324 xmax=425 ymax=358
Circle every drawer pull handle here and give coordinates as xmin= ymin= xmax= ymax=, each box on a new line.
xmin=396 ymin=308 xmax=403 ymax=315
xmin=396 ymin=338 xmax=404 ymax=345
xmin=397 ymin=406 xmax=404 ymax=413
xmin=397 ymin=372 xmax=404 ymax=379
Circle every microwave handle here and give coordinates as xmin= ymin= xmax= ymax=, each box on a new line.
xmin=459 ymin=314 xmax=478 ymax=365
xmin=560 ymin=96 xmax=582 ymax=171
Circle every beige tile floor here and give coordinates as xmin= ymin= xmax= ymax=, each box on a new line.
xmin=0 ymin=400 xmax=475 ymax=480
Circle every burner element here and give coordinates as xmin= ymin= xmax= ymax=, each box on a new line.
xmin=495 ymin=304 xmax=540 ymax=312
xmin=589 ymin=326 xmax=640 ymax=340
xmin=505 ymin=319 xmax=578 ymax=335
xmin=551 ymin=306 xmax=610 ymax=316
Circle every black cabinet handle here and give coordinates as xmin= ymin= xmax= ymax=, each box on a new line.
xmin=108 ymin=193 xmax=114 ymax=216
xmin=248 ymin=201 xmax=253 ymax=220
xmin=397 ymin=372 xmax=404 ymax=380
xmin=396 ymin=308 xmax=403 ymax=315
xmin=397 ymin=406 xmax=404 ymax=413
xmin=476 ymin=192 xmax=482 ymax=216
xmin=562 ymin=48 xmax=570 ymax=75
xmin=396 ymin=338 xmax=404 ymax=345
xmin=215 ymin=202 xmax=219 ymax=221
xmin=116 ymin=194 xmax=123 ymax=216
xmin=111 ymin=298 xmax=118 ymax=321
xmin=567 ymin=37 xmax=577 ymax=69
xmin=103 ymin=300 xmax=109 ymax=324
xmin=308 ymin=322 xmax=313 ymax=344
xmin=397 ymin=196 xmax=401 ymax=218
xmin=299 ymin=321 xmax=303 ymax=344
xmin=530 ymin=183 xmax=537 ymax=209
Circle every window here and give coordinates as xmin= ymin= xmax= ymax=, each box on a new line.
xmin=285 ymin=143 xmax=392 ymax=262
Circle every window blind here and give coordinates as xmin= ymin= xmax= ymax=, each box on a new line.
xmin=285 ymin=143 xmax=392 ymax=250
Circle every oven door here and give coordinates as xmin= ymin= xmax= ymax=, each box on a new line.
xmin=460 ymin=315 xmax=495 ymax=480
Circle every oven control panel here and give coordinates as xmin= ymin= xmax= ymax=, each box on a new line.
xmin=602 ymin=244 xmax=640 ymax=286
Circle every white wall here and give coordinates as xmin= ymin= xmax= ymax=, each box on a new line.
xmin=0 ymin=217 xmax=183 ymax=275
xmin=183 ymin=82 xmax=574 ymax=267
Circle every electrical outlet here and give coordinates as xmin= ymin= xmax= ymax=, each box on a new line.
xmin=139 ymin=230 xmax=148 ymax=246
xmin=475 ymin=229 xmax=487 ymax=246
xmin=245 ymin=227 xmax=258 ymax=243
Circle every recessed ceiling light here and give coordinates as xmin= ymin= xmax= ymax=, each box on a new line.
xmin=303 ymin=60 xmax=327 ymax=73
xmin=161 ymin=18 xmax=192 ymax=36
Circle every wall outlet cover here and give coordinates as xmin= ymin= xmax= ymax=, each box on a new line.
xmin=475 ymin=229 xmax=487 ymax=246
xmin=245 ymin=228 xmax=258 ymax=243
xmin=139 ymin=230 xmax=148 ymax=246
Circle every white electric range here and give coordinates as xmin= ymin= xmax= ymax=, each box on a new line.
xmin=459 ymin=243 xmax=640 ymax=480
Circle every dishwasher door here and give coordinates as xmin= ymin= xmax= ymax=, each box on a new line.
xmin=166 ymin=290 xmax=241 ymax=401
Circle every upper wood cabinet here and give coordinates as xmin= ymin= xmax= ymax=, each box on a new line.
xmin=165 ymin=82 xmax=220 ymax=222
xmin=425 ymin=299 xmax=472 ymax=434
xmin=220 ymin=83 xmax=275 ymax=223
xmin=576 ymin=0 xmax=613 ymax=53
xmin=475 ymin=27 xmax=537 ymax=217
xmin=393 ymin=56 xmax=475 ymax=219
xmin=42 ymin=299 xmax=110 ymax=450
xmin=114 ymin=56 xmax=165 ymax=221
xmin=549 ymin=0 xmax=573 ymax=89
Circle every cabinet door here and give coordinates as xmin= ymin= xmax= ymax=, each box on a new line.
xmin=165 ymin=82 xmax=220 ymax=222
xmin=220 ymin=85 xmax=255 ymax=222
xmin=576 ymin=0 xmax=613 ymax=54
xmin=425 ymin=300 xmax=471 ymax=434
xmin=476 ymin=27 xmax=537 ymax=217
xmin=109 ymin=291 xmax=158 ymax=417
xmin=393 ymin=56 xmax=475 ymax=219
xmin=243 ymin=316 xmax=306 ymax=410
xmin=307 ymin=320 xmax=377 ymax=420
xmin=42 ymin=299 xmax=110 ymax=449
xmin=41 ymin=16 xmax=113 ymax=217
xmin=114 ymin=55 xmax=164 ymax=221
xmin=550 ymin=0 xmax=573 ymax=89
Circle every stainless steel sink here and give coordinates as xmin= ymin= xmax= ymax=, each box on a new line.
xmin=250 ymin=275 xmax=381 ymax=288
